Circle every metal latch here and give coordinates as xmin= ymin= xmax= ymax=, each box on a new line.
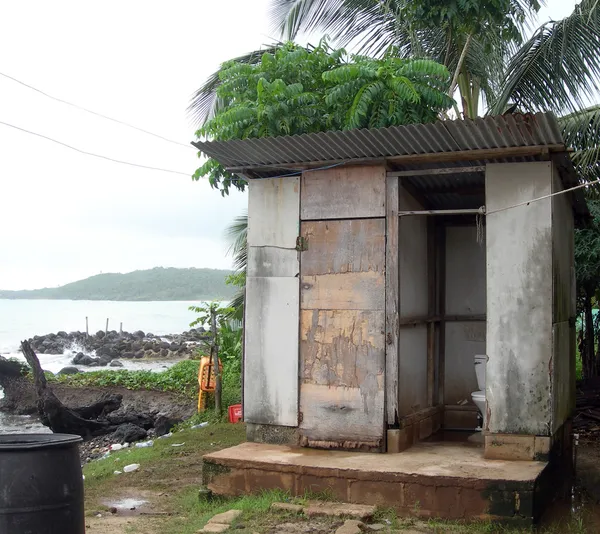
xmin=296 ymin=236 xmax=308 ymax=251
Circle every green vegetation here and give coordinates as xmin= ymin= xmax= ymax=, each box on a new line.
xmin=576 ymin=199 xmax=600 ymax=378
xmin=193 ymin=41 xmax=453 ymax=194
xmin=50 ymin=360 xmax=202 ymax=399
xmin=52 ymin=320 xmax=244 ymax=414
xmin=0 ymin=267 xmax=234 ymax=301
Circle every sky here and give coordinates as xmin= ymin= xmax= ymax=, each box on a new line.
xmin=0 ymin=0 xmax=580 ymax=290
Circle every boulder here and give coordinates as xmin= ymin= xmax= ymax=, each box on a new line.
xmin=58 ymin=366 xmax=80 ymax=375
xmin=133 ymin=330 xmax=145 ymax=339
xmin=109 ymin=360 xmax=124 ymax=367
xmin=96 ymin=330 xmax=105 ymax=339
xmin=134 ymin=351 xmax=145 ymax=359
xmin=112 ymin=423 xmax=147 ymax=444
xmin=80 ymin=355 xmax=98 ymax=366
xmin=143 ymin=342 xmax=154 ymax=351
xmin=72 ymin=352 xmax=86 ymax=365
xmin=160 ymin=341 xmax=170 ymax=350
xmin=121 ymin=352 xmax=134 ymax=359
xmin=98 ymin=356 xmax=112 ymax=367
xmin=160 ymin=349 xmax=168 ymax=358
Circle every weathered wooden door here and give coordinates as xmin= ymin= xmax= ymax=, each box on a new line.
xmin=298 ymin=166 xmax=386 ymax=451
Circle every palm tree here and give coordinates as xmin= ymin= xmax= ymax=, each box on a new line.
xmin=270 ymin=0 xmax=600 ymax=122
xmin=225 ymin=212 xmax=247 ymax=320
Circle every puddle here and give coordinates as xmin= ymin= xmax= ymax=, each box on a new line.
xmin=102 ymin=497 xmax=148 ymax=515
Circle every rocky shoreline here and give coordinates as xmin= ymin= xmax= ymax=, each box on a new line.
xmin=26 ymin=328 xmax=211 ymax=367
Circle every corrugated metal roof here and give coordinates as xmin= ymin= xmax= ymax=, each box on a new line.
xmin=191 ymin=112 xmax=588 ymax=218
xmin=192 ymin=113 xmax=565 ymax=171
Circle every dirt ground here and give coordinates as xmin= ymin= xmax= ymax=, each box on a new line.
xmin=82 ymin=426 xmax=600 ymax=534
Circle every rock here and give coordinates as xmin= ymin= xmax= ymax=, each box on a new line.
xmin=199 ymin=524 xmax=229 ymax=533
xmin=304 ymin=502 xmax=375 ymax=521
xmin=134 ymin=351 xmax=145 ymax=359
xmin=208 ymin=509 xmax=243 ymax=525
xmin=160 ymin=341 xmax=170 ymax=350
xmin=133 ymin=330 xmax=145 ymax=339
xmin=79 ymin=355 xmax=98 ymax=366
xmin=367 ymin=525 xmax=385 ymax=532
xmin=98 ymin=356 xmax=112 ymax=367
xmin=154 ymin=415 xmax=181 ymax=436
xmin=270 ymin=503 xmax=304 ymax=513
xmin=112 ymin=423 xmax=147 ymax=444
xmin=121 ymin=352 xmax=135 ymax=359
xmin=57 ymin=331 xmax=68 ymax=338
xmin=109 ymin=360 xmax=124 ymax=367
xmin=58 ymin=366 xmax=80 ymax=375
xmin=72 ymin=352 xmax=85 ymax=365
xmin=335 ymin=520 xmax=364 ymax=534
xmin=96 ymin=331 xmax=105 ymax=339
xmin=143 ymin=342 xmax=154 ymax=351
xmin=160 ymin=349 xmax=168 ymax=357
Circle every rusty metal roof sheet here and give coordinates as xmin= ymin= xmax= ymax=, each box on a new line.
xmin=192 ymin=113 xmax=565 ymax=171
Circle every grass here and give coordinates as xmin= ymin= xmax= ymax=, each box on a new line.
xmin=83 ymin=423 xmax=597 ymax=534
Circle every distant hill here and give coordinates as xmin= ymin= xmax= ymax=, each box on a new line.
xmin=0 ymin=267 xmax=235 ymax=301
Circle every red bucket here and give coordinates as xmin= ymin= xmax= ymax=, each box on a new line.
xmin=228 ymin=404 xmax=243 ymax=423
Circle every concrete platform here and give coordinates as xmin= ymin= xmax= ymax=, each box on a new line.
xmin=203 ymin=441 xmax=552 ymax=523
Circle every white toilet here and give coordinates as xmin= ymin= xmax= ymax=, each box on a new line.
xmin=471 ymin=354 xmax=487 ymax=429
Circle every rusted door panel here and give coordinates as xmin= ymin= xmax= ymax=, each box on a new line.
xmin=299 ymin=219 xmax=385 ymax=450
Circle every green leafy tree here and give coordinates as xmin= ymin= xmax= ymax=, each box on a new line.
xmin=575 ymin=199 xmax=600 ymax=379
xmin=193 ymin=41 xmax=453 ymax=194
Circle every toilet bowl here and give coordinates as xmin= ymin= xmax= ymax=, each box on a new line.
xmin=471 ymin=354 xmax=487 ymax=427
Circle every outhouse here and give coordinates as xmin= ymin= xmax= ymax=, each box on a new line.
xmin=193 ymin=113 xmax=587 ymax=523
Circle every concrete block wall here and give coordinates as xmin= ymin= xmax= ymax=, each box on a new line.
xmin=485 ymin=162 xmax=575 ymax=448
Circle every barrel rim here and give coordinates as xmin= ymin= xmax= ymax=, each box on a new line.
xmin=0 ymin=433 xmax=82 ymax=450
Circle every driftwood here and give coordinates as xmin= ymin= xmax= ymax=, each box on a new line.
xmin=20 ymin=340 xmax=122 ymax=439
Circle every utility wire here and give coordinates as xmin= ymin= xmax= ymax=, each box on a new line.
xmin=0 ymin=120 xmax=191 ymax=176
xmin=0 ymin=71 xmax=191 ymax=149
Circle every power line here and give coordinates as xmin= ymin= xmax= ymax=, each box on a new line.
xmin=0 ymin=120 xmax=191 ymax=176
xmin=0 ymin=71 xmax=192 ymax=149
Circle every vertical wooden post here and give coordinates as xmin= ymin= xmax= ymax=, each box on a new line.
xmin=437 ymin=226 xmax=447 ymax=407
xmin=385 ymin=175 xmax=400 ymax=428
xmin=211 ymin=308 xmax=222 ymax=415
xmin=105 ymin=318 xmax=109 ymax=335
xmin=85 ymin=317 xmax=89 ymax=338
xmin=427 ymin=218 xmax=436 ymax=407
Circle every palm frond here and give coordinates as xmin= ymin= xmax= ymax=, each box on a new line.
xmin=491 ymin=0 xmax=600 ymax=115
xmin=226 ymin=212 xmax=248 ymax=272
xmin=560 ymin=105 xmax=600 ymax=183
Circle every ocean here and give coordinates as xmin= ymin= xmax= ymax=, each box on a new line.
xmin=0 ymin=299 xmax=208 ymax=433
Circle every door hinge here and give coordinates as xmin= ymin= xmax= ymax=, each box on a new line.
xmin=296 ymin=236 xmax=308 ymax=251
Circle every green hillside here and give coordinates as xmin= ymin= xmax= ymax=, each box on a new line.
xmin=0 ymin=267 xmax=235 ymax=301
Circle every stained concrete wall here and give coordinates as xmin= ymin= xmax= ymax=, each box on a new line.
xmin=444 ymin=227 xmax=486 ymax=406
xmin=486 ymin=162 xmax=553 ymax=436
xmin=244 ymin=177 xmax=300 ymax=427
xmin=551 ymin=168 xmax=576 ymax=433
xmin=398 ymin=186 xmax=429 ymax=415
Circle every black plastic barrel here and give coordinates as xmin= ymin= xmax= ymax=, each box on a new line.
xmin=0 ymin=433 xmax=85 ymax=534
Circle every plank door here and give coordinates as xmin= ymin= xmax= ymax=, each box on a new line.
xmin=298 ymin=218 xmax=386 ymax=450
xmin=244 ymin=177 xmax=300 ymax=427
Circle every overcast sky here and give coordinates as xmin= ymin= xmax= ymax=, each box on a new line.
xmin=0 ymin=0 xmax=579 ymax=290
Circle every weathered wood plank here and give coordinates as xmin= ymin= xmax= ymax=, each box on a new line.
xmin=301 ymin=165 xmax=386 ymax=220
xmin=385 ymin=176 xmax=399 ymax=426
xmin=300 ymin=219 xmax=385 ymax=276
xmin=299 ymin=383 xmax=385 ymax=447
xmin=300 ymin=309 xmax=385 ymax=386
xmin=301 ymin=272 xmax=385 ymax=310
xmin=248 ymin=177 xmax=299 ymax=248
xmin=244 ymin=277 xmax=299 ymax=427
xmin=438 ymin=226 xmax=447 ymax=406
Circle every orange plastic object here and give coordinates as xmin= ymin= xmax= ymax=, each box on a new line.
xmin=197 ymin=356 xmax=223 ymax=412
xmin=198 ymin=356 xmax=222 ymax=392
xmin=228 ymin=404 xmax=243 ymax=423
